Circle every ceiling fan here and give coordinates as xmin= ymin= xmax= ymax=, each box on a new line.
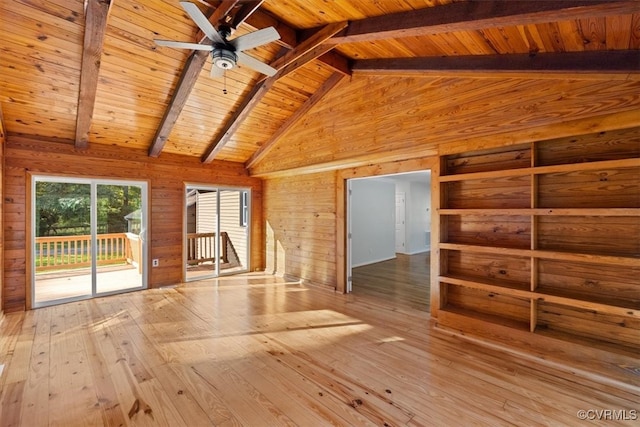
xmin=155 ymin=1 xmax=280 ymax=77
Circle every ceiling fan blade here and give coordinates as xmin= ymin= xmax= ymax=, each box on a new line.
xmin=230 ymin=27 xmax=280 ymax=52
xmin=237 ymin=52 xmax=277 ymax=77
xmin=155 ymin=39 xmax=214 ymax=51
xmin=210 ymin=64 xmax=225 ymax=78
xmin=179 ymin=1 xmax=224 ymax=44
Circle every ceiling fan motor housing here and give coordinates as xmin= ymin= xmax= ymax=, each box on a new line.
xmin=212 ymin=46 xmax=237 ymax=70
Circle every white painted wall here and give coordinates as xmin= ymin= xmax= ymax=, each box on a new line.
xmin=408 ymin=179 xmax=431 ymax=254
xmin=350 ymin=178 xmax=396 ymax=267
xmin=395 ymin=175 xmax=431 ymax=254
xmin=350 ymin=172 xmax=431 ymax=267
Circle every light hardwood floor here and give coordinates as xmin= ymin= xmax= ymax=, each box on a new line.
xmin=352 ymin=253 xmax=430 ymax=311
xmin=1 ymin=273 xmax=638 ymax=426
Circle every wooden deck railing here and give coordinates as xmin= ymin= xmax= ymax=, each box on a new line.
xmin=36 ymin=232 xmax=237 ymax=271
xmin=35 ymin=233 xmax=133 ymax=271
xmin=186 ymin=232 xmax=230 ymax=265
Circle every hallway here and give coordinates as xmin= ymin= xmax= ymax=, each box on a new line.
xmin=351 ymin=252 xmax=430 ymax=311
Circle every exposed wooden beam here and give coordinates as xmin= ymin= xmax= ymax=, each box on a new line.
xmin=231 ymin=1 xmax=264 ymax=29
xmin=152 ymin=4 xmax=352 ymax=160
xmin=75 ymin=0 xmax=113 ymax=149
xmin=267 ymin=21 xmax=348 ymax=77
xmin=243 ymin=11 xmax=351 ymax=75
xmin=317 ymin=51 xmax=351 ymax=76
xmin=200 ymin=22 xmax=348 ymax=163
xmin=200 ymin=79 xmax=276 ymax=163
xmin=328 ymin=1 xmax=640 ymax=44
xmin=195 ymin=0 xmax=240 ymax=41
xmin=352 ymin=51 xmax=640 ymax=76
xmin=243 ymin=9 xmax=298 ymax=49
xmin=149 ymin=1 xmax=255 ymax=158
xmin=148 ymin=50 xmax=209 ymax=157
xmin=276 ymin=43 xmax=339 ymax=77
xmin=246 ymin=72 xmax=346 ymax=169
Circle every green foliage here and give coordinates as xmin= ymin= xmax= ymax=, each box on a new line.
xmin=35 ymin=181 xmax=142 ymax=236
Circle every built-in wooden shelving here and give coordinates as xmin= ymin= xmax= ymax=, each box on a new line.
xmin=436 ymin=128 xmax=640 ymax=354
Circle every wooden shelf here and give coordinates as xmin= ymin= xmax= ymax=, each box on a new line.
xmin=439 ymin=306 xmax=530 ymax=332
xmin=535 ymin=290 xmax=640 ymax=318
xmin=439 ymin=208 xmax=640 ymax=216
xmin=439 ymin=275 xmax=530 ymax=295
xmin=436 ymin=129 xmax=640 ymax=359
xmin=440 ymin=157 xmax=640 ymax=182
xmin=440 ymin=243 xmax=640 ymax=267
xmin=441 ymin=275 xmax=640 ymax=318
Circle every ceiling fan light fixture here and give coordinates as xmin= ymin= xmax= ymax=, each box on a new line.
xmin=212 ymin=48 xmax=237 ymax=70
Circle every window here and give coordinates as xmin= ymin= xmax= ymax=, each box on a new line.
xmin=240 ymin=191 xmax=249 ymax=227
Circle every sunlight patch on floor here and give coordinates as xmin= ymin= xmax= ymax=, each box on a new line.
xmin=378 ymin=336 xmax=406 ymax=344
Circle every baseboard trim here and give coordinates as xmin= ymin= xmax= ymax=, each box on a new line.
xmin=352 ymin=255 xmax=397 ymax=269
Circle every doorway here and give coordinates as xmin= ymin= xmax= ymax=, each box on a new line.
xmin=395 ymin=192 xmax=406 ymax=252
xmin=346 ymin=171 xmax=431 ymax=311
xmin=184 ymin=185 xmax=250 ymax=281
xmin=32 ymin=176 xmax=148 ymax=308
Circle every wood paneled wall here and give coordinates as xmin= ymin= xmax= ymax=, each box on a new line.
xmin=250 ymin=76 xmax=640 ymax=177
xmin=2 ymin=137 xmax=263 ymax=312
xmin=0 ymin=109 xmax=4 ymax=321
xmin=263 ymin=171 xmax=337 ymax=288
xmin=261 ymin=125 xmax=639 ymax=384
xmin=262 ymin=157 xmax=437 ymax=292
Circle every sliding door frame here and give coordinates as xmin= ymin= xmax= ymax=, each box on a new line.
xmin=29 ymin=174 xmax=149 ymax=308
xmin=183 ymin=183 xmax=252 ymax=282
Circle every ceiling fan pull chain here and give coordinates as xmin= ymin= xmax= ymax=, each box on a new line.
xmin=223 ymin=72 xmax=228 ymax=95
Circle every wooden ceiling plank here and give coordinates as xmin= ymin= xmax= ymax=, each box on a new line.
xmin=328 ymin=1 xmax=640 ymax=44
xmin=269 ymin=21 xmax=348 ymax=72
xmin=246 ymin=72 xmax=346 ymax=169
xmin=249 ymin=109 xmax=640 ymax=178
xmin=243 ymin=9 xmax=351 ymax=74
xmin=277 ymin=43 xmax=339 ymax=78
xmin=150 ymin=4 xmax=351 ymax=159
xmin=75 ymin=0 xmax=113 ymax=149
xmin=148 ymin=50 xmax=209 ymax=157
xmin=200 ymin=78 xmax=277 ymax=162
xmin=352 ymin=50 xmax=640 ymax=75
xmin=149 ymin=0 xmax=266 ymax=157
xmin=243 ymin=10 xmax=298 ymax=49
xmin=200 ymin=21 xmax=348 ymax=163
xmin=232 ymin=1 xmax=265 ymax=29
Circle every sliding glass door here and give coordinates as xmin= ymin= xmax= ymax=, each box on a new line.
xmin=32 ymin=176 xmax=148 ymax=307
xmin=185 ymin=186 xmax=250 ymax=281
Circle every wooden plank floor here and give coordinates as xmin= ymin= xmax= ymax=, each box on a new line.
xmin=1 ymin=273 xmax=639 ymax=426
xmin=352 ymin=253 xmax=430 ymax=311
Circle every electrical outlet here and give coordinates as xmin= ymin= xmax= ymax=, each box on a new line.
xmin=152 ymin=259 xmax=159 ymax=267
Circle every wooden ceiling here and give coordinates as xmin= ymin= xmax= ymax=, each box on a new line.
xmin=1 ymin=0 xmax=639 ymax=172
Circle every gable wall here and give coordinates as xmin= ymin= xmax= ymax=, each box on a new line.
xmin=251 ymin=76 xmax=640 ymax=177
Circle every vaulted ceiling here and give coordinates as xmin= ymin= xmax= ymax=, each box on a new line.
xmin=1 ymin=0 xmax=639 ymax=174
